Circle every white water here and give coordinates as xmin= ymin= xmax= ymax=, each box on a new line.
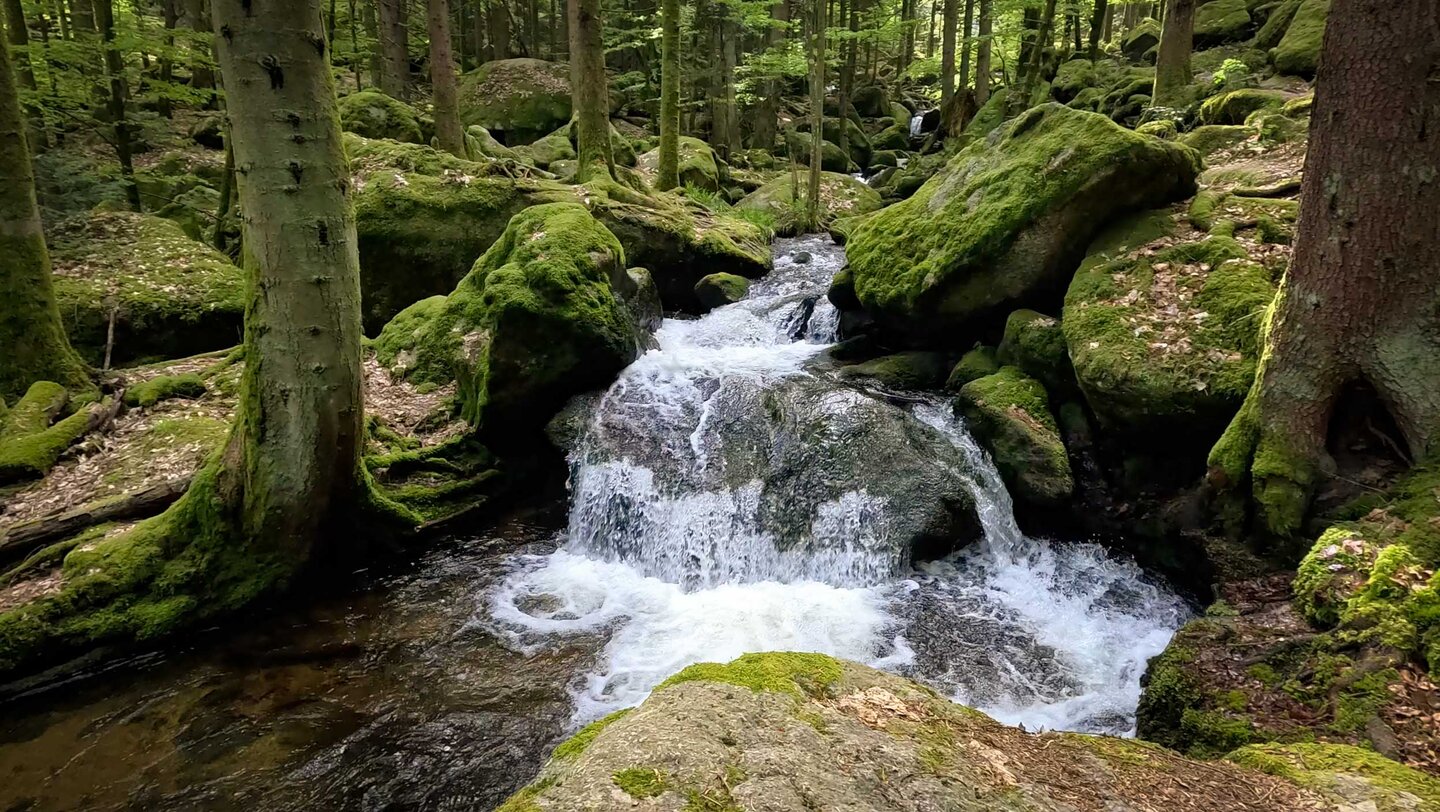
xmin=909 ymin=112 xmax=926 ymax=138
xmin=486 ymin=235 xmax=1188 ymax=734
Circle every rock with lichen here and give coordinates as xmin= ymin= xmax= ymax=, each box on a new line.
xmin=457 ymin=58 xmax=574 ymax=145
xmin=956 ymin=367 xmax=1074 ymax=507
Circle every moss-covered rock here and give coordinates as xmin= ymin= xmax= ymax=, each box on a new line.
xmin=372 ymin=202 xmax=644 ymax=436
xmin=736 ymin=171 xmax=881 ymax=236
xmin=1137 ymin=119 xmax=1178 ymax=139
xmin=337 ymin=90 xmax=423 ymax=143
xmin=1199 ymin=88 xmax=1287 ymax=125
xmin=1194 ymin=0 xmax=1252 ymax=46
xmin=635 ymin=135 xmax=721 ymax=191
xmin=525 ymin=130 xmax=576 ymax=168
xmin=1254 ymin=0 xmax=1303 ymax=49
xmin=123 ymin=373 xmax=206 ymax=408
xmin=837 ymin=351 xmax=950 ymax=391
xmin=787 ymin=131 xmax=855 ymax=173
xmin=693 ymin=272 xmax=749 ymax=312
xmin=1063 ymin=212 xmax=1276 ymax=438
xmin=870 ymin=123 xmax=910 ymax=151
xmin=499 ymin=652 xmax=1364 ymax=811
xmin=957 ymin=367 xmax=1073 ymax=506
xmin=464 ymin=125 xmax=520 ymax=161
xmin=1230 ymin=743 xmax=1440 ymax=811
xmin=1189 ymin=189 xmax=1299 ymax=241
xmin=944 ymin=346 xmax=1000 ymax=392
xmin=819 ymin=116 xmax=873 ymax=168
xmin=1181 ymin=124 xmax=1254 ymax=157
xmin=457 ymin=58 xmax=572 ymax=145
xmin=996 ymin=309 xmax=1074 ymax=395
xmin=844 ymin=104 xmax=1200 ymax=346
xmin=1121 ymin=18 xmax=1162 ymax=63
xmin=1271 ymin=0 xmax=1329 ymax=77
xmin=48 ymin=212 xmax=244 ymax=365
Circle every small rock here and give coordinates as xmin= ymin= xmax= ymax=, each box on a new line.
xmin=793 ymin=251 xmax=812 ymax=264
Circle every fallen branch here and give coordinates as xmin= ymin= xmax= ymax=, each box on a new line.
xmin=1233 ymin=178 xmax=1302 ymax=198
xmin=0 ymin=476 xmax=192 ymax=565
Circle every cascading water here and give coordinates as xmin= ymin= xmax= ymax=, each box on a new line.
xmin=487 ymin=235 xmax=1189 ymax=734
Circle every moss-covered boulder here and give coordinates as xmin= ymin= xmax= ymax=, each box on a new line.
xmin=1181 ymin=124 xmax=1254 ymax=156
xmin=1121 ymin=18 xmax=1162 ymax=63
xmin=693 ymin=272 xmax=749 ymax=312
xmin=1254 ymin=0 xmax=1303 ymax=48
xmin=525 ymin=129 xmax=577 ymax=168
xmin=635 ymin=135 xmax=721 ymax=191
xmin=945 ymin=346 xmax=1000 ymax=391
xmin=1062 ymin=211 xmax=1277 ymax=438
xmin=457 ymin=58 xmax=572 ymax=145
xmin=497 ymin=652 xmax=1395 ymax=811
xmin=1199 ymin=88 xmax=1287 ymax=125
xmin=844 ymin=104 xmax=1200 ymax=346
xmin=48 ymin=212 xmax=244 ymax=365
xmin=464 ymin=125 xmax=520 ymax=161
xmin=373 ymin=203 xmax=644 ymax=436
xmin=1194 ymin=0 xmax=1252 ymax=46
xmin=337 ymin=90 xmax=423 ymax=143
xmin=1271 ymin=0 xmax=1329 ymax=77
xmin=788 ymin=131 xmax=855 ymax=173
xmin=871 ymin=123 xmax=910 ymax=152
xmin=956 ymin=367 xmax=1073 ymax=506
xmin=819 ymin=116 xmax=873 ymax=168
xmin=996 ymin=309 xmax=1074 ymax=395
xmin=736 ymin=171 xmax=881 ymax=235
xmin=837 ymin=351 xmax=950 ymax=390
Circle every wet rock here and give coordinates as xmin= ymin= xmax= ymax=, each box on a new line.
xmin=956 ymin=367 xmax=1073 ymax=507
xmin=694 ymin=273 xmax=750 ymax=312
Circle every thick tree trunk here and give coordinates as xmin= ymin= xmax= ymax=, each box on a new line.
xmin=1210 ymin=0 xmax=1440 ymax=542
xmin=186 ymin=0 xmax=215 ymax=94
xmin=0 ymin=33 xmax=90 ymax=401
xmin=712 ymin=7 xmax=740 ymax=157
xmin=70 ymin=0 xmax=93 ymax=33
xmin=568 ymin=0 xmax=611 ymax=182
xmin=377 ymin=0 xmax=409 ymax=97
xmin=749 ymin=0 xmax=786 ymax=150
xmin=157 ymin=0 xmax=179 ymax=117
xmin=939 ymin=0 xmax=956 ymax=106
xmin=1088 ymin=0 xmax=1107 ymax=59
xmin=428 ymin=0 xmax=465 ymax=156
xmin=974 ymin=0 xmax=990 ymax=103
xmin=806 ymin=0 xmax=823 ymax=227
xmin=488 ymin=0 xmax=510 ymax=59
xmin=1152 ymin=0 xmax=1193 ymax=107
xmin=3 ymin=0 xmax=36 ymax=92
xmin=96 ymin=0 xmax=139 ymax=211
xmin=656 ymin=0 xmax=679 ymax=189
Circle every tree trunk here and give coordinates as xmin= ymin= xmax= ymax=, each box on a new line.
xmin=567 ymin=0 xmax=611 ymax=182
xmin=1088 ymin=0 xmax=1107 ymax=59
xmin=488 ymin=0 xmax=510 ymax=59
xmin=96 ymin=0 xmax=139 ymax=211
xmin=4 ymin=0 xmax=36 ymax=92
xmin=187 ymin=0 xmax=215 ymax=94
xmin=362 ymin=0 xmax=381 ymax=85
xmin=428 ymin=0 xmax=465 ymax=155
xmin=377 ymin=0 xmax=409 ymax=97
xmin=656 ymin=0 xmax=679 ymax=188
xmin=1209 ymin=0 xmax=1440 ymax=542
xmin=1152 ymin=0 xmax=1193 ymax=107
xmin=71 ymin=0 xmax=93 ymax=33
xmin=806 ymin=0 xmax=823 ymax=228
xmin=974 ymin=0 xmax=990 ymax=103
xmin=749 ymin=0 xmax=787 ymax=150
xmin=957 ymin=0 xmax=973 ymax=92
xmin=1013 ymin=0 xmax=1054 ymax=112
xmin=0 ymin=32 xmax=90 ymax=400
xmin=712 ymin=5 xmax=739 ymax=157
xmin=939 ymin=0 xmax=956 ymax=106
xmin=157 ymin=0 xmax=179 ymax=117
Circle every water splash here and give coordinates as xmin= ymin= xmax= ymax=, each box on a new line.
xmin=486 ymin=234 xmax=1188 ymax=734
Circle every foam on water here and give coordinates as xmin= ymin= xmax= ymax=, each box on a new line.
xmin=485 ymin=234 xmax=1188 ymax=734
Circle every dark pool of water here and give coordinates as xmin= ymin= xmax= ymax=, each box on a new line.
xmin=0 ymin=510 xmax=590 ymax=812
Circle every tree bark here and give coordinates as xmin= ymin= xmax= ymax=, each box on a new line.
xmin=0 ymin=31 xmax=90 ymax=401
xmin=3 ymin=0 xmax=36 ymax=92
xmin=1152 ymin=0 xmax=1193 ymax=107
xmin=488 ymin=0 xmax=510 ymax=59
xmin=96 ymin=0 xmax=139 ymax=211
xmin=656 ymin=0 xmax=679 ymax=189
xmin=749 ymin=0 xmax=786 ymax=150
xmin=957 ymin=0 xmax=973 ymax=92
xmin=1014 ymin=0 xmax=1054 ymax=113
xmin=973 ymin=0 xmax=990 ymax=103
xmin=70 ymin=0 xmax=93 ymax=33
xmin=187 ymin=0 xmax=215 ymax=94
xmin=1209 ymin=0 xmax=1440 ymax=542
xmin=567 ymin=0 xmax=611 ymax=181
xmin=712 ymin=4 xmax=740 ymax=157
xmin=377 ymin=0 xmax=409 ymax=97
xmin=428 ymin=0 xmax=465 ymax=156
xmin=806 ymin=0 xmax=823 ymax=227
xmin=939 ymin=0 xmax=956 ymax=106
xmin=157 ymin=0 xmax=179 ymax=117
xmin=1088 ymin=0 xmax=1107 ymax=59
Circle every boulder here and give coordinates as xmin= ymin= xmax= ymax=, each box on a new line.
xmin=496 ymin=652 xmax=1411 ymax=812
xmin=1198 ymin=88 xmax=1286 ymax=125
xmin=870 ymin=123 xmax=910 ymax=151
xmin=337 ymin=90 xmax=423 ymax=143
xmin=635 ymin=135 xmax=721 ymax=191
xmin=457 ymin=58 xmax=572 ymax=145
xmin=372 ymin=202 xmax=645 ymax=436
xmin=787 ymin=131 xmax=855 ymax=173
xmin=693 ymin=272 xmax=750 ymax=312
xmin=736 ymin=171 xmax=881 ymax=235
xmin=1194 ymin=0 xmax=1252 ymax=46
xmin=1181 ymin=123 xmax=1254 ymax=156
xmin=526 ymin=129 xmax=577 ymax=167
xmin=944 ymin=346 xmax=1000 ymax=391
xmin=851 ymin=85 xmax=890 ymax=118
xmin=1062 ymin=211 xmax=1277 ymax=438
xmin=1121 ymin=18 xmax=1161 ymax=63
xmin=957 ymin=367 xmax=1073 ymax=507
xmin=464 ymin=125 xmax=520 ymax=161
xmin=1270 ymin=0 xmax=1329 ymax=77
xmin=837 ymin=351 xmax=950 ymax=390
xmin=819 ymin=116 xmax=873 ymax=168
xmin=844 ymin=104 xmax=1201 ymax=347
xmin=1254 ymin=0 xmax=1302 ymax=49
xmin=996 ymin=309 xmax=1075 ymax=396
xmin=187 ymin=114 xmax=224 ymax=149
xmin=48 ymin=212 xmax=244 ymax=365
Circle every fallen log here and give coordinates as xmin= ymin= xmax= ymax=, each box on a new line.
xmin=0 ymin=476 xmax=191 ymax=566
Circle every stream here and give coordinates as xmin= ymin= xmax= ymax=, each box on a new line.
xmin=0 ymin=236 xmax=1189 ymax=811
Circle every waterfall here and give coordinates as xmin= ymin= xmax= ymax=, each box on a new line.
xmin=909 ymin=113 xmax=926 ymax=139
xmin=487 ymin=235 xmax=1188 ymax=734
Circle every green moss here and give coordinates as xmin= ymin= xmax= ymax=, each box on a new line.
xmin=945 ymin=346 xmax=1000 ymax=391
xmin=48 ymin=212 xmax=244 ymax=366
xmin=658 ymin=651 xmax=845 ymax=698
xmin=553 ymin=708 xmax=633 ymax=760
xmin=1254 ymin=0 xmax=1302 ymax=48
xmin=694 ymin=273 xmax=750 ymax=311
xmin=839 ymin=352 xmax=950 ymax=390
xmin=1136 ymin=119 xmax=1177 ymax=139
xmin=1270 ymin=0 xmax=1329 ymax=77
xmin=1227 ymin=743 xmax=1440 ymax=809
xmin=527 ymin=130 xmax=577 ymax=167
xmin=457 ymin=58 xmax=572 ymax=144
xmin=493 ymin=777 xmax=555 ymax=812
xmin=997 ymin=309 xmax=1073 ymax=395
xmin=337 ymin=90 xmax=423 ymax=143
xmin=1193 ymin=0 xmax=1251 ymax=43
xmin=1199 ymin=89 xmax=1287 ymax=126
xmin=1180 ymin=124 xmax=1254 ymax=157
xmin=123 ymin=373 xmax=206 ymax=408
xmin=956 ymin=367 xmax=1073 ymax=506
xmin=845 ymin=104 xmax=1199 ymax=345
xmin=736 ymin=171 xmax=881 ymax=236
xmin=0 ymin=382 xmax=97 ymax=485
xmin=613 ymin=767 xmax=668 ymax=798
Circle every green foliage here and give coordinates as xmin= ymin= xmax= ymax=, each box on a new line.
xmin=553 ymin=709 xmax=633 ymax=760
xmin=1211 ymin=58 xmax=1254 ymax=92
xmin=613 ymin=768 xmax=668 ymax=799
xmin=658 ymin=651 xmax=845 ymax=698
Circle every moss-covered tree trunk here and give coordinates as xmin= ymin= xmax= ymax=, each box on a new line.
xmin=656 ymin=0 xmax=679 ymax=189
xmin=0 ymin=32 xmax=90 ymax=401
xmin=567 ymin=0 xmax=612 ymax=182
xmin=4 ymin=0 xmax=36 ymax=93
xmin=428 ymin=0 xmax=466 ymax=156
xmin=1152 ymin=0 xmax=1193 ymax=107
xmin=377 ymin=0 xmax=408 ymax=98
xmin=1209 ymin=0 xmax=1440 ymax=541
xmin=1088 ymin=0 xmax=1107 ymax=59
xmin=974 ymin=0 xmax=991 ymax=103
xmin=97 ymin=0 xmax=140 ymax=210
xmin=806 ymin=0 xmax=823 ymax=227
xmin=939 ymin=0 xmax=956 ymax=106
